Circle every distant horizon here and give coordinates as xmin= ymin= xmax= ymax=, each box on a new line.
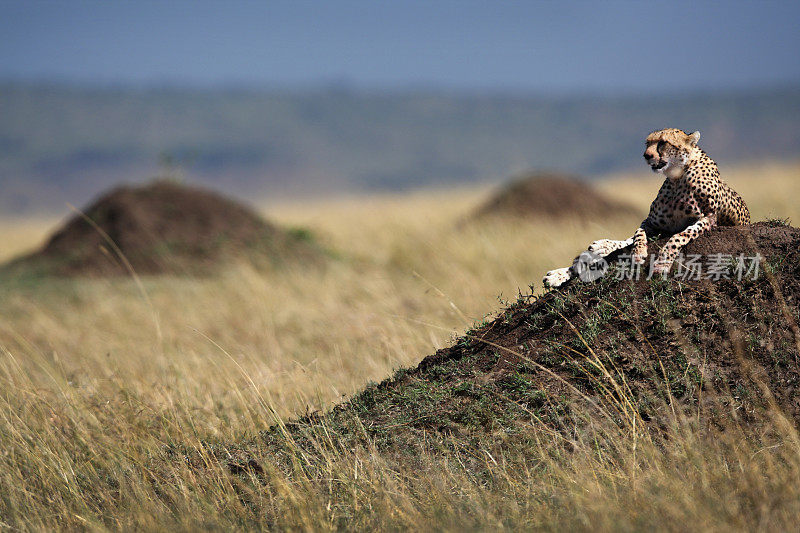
xmin=3 ymin=77 xmax=800 ymax=99
xmin=2 ymin=83 xmax=797 ymax=213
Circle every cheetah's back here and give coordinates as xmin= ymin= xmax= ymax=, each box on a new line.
xmin=718 ymin=183 xmax=751 ymax=226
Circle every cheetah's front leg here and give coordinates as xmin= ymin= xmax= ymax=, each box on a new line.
xmin=544 ymin=236 xmax=635 ymax=288
xmin=592 ymin=219 xmax=657 ymax=263
xmin=543 ymin=221 xmax=657 ymax=288
xmin=631 ymin=222 xmax=654 ymax=264
xmin=587 ymin=237 xmax=635 ymax=257
xmin=652 ymin=214 xmax=717 ymax=275
xmin=543 ymin=266 xmax=573 ymax=288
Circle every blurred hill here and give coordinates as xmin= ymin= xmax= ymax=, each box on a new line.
xmin=2 ymin=180 xmax=324 ymax=277
xmin=469 ymin=171 xmax=639 ymax=222
xmin=1 ymin=83 xmax=799 ymax=213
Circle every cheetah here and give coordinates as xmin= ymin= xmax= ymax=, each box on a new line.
xmin=543 ymin=128 xmax=750 ymax=288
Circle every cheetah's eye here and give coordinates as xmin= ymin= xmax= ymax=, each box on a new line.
xmin=656 ymin=141 xmax=666 ymax=152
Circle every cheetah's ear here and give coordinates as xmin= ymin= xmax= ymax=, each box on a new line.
xmin=688 ymin=131 xmax=701 ymax=145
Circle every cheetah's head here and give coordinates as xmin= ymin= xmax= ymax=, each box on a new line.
xmin=643 ymin=128 xmax=701 ymax=179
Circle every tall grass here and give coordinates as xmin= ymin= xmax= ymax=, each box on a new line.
xmin=0 ymin=161 xmax=799 ymax=530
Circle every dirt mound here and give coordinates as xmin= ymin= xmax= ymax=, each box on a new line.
xmin=4 ymin=181 xmax=322 ymax=277
xmin=217 ymin=221 xmax=800 ymax=474
xmin=472 ymin=171 xmax=638 ymax=220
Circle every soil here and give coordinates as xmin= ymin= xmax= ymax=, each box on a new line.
xmin=2 ymin=180 xmax=323 ymax=277
xmin=472 ymin=172 xmax=639 ymax=220
xmin=220 ymin=221 xmax=800 ymax=475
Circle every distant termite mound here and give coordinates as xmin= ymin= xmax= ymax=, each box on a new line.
xmin=4 ymin=181 xmax=323 ymax=277
xmin=472 ymin=171 xmax=638 ymax=221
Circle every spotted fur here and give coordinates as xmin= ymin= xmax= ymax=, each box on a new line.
xmin=543 ymin=128 xmax=750 ymax=287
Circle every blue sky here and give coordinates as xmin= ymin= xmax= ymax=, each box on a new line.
xmin=1 ymin=1 xmax=799 ymax=93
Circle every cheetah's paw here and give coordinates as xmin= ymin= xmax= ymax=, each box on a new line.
xmin=587 ymin=239 xmax=617 ymax=257
xmin=543 ymin=267 xmax=572 ymax=289
xmin=651 ymin=260 xmax=672 ymax=276
xmin=632 ymin=246 xmax=648 ymax=265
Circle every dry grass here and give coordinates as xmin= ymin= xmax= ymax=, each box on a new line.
xmin=0 ymin=161 xmax=799 ymax=530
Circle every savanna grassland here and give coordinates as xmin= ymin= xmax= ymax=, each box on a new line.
xmin=1 ymin=161 xmax=800 ymax=531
